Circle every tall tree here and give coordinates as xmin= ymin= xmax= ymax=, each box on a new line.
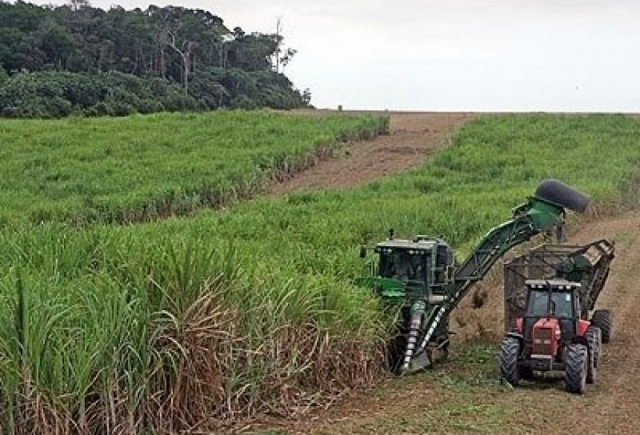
xmin=0 ymin=0 xmax=311 ymax=116
xmin=68 ymin=0 xmax=90 ymax=12
xmin=163 ymin=26 xmax=196 ymax=92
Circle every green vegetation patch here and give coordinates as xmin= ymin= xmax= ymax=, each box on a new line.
xmin=0 ymin=110 xmax=386 ymax=225
xmin=139 ymin=114 xmax=640 ymax=282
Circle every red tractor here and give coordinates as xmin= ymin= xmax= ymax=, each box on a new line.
xmin=500 ymin=241 xmax=615 ymax=394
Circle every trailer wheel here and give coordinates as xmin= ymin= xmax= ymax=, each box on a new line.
xmin=499 ymin=337 xmax=522 ymax=387
xmin=591 ymin=310 xmax=613 ymax=343
xmin=565 ymin=343 xmax=588 ymax=394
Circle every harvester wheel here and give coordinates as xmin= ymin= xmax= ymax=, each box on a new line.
xmin=565 ymin=343 xmax=588 ymax=394
xmin=591 ymin=310 xmax=613 ymax=343
xmin=499 ymin=337 xmax=521 ymax=387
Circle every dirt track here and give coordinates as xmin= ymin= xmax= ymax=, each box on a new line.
xmin=262 ymin=112 xmax=640 ymax=434
xmin=271 ymin=112 xmax=474 ymax=194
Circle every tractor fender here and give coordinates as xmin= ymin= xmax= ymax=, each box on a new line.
xmin=505 ymin=332 xmax=524 ymax=344
xmin=577 ymin=319 xmax=590 ymax=337
xmin=571 ymin=335 xmax=589 ymax=347
xmin=515 ymin=318 xmax=523 ymax=334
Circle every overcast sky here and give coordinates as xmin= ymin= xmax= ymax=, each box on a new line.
xmin=39 ymin=0 xmax=640 ymax=111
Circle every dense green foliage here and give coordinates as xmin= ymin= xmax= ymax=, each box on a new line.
xmin=0 ymin=70 xmax=202 ymax=117
xmin=0 ymin=111 xmax=387 ymax=225
xmin=0 ymin=114 xmax=638 ymax=432
xmin=0 ymin=1 xmax=309 ymax=117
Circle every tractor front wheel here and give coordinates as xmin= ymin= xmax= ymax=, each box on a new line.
xmin=499 ymin=337 xmax=522 ymax=387
xmin=565 ymin=343 xmax=588 ymax=394
xmin=591 ymin=310 xmax=613 ymax=343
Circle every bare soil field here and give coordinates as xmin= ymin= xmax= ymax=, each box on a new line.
xmin=259 ymin=112 xmax=640 ymax=435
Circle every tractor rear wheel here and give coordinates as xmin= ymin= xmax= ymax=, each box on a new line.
xmin=591 ymin=310 xmax=613 ymax=343
xmin=586 ymin=327 xmax=602 ymax=384
xmin=499 ymin=337 xmax=522 ymax=387
xmin=565 ymin=343 xmax=588 ymax=394
xmin=586 ymin=326 xmax=602 ymax=369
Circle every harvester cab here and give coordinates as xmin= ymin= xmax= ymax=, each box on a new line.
xmin=373 ymin=235 xmax=454 ymax=298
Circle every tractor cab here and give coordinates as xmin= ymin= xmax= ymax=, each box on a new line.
xmin=524 ymin=280 xmax=579 ymax=320
xmin=520 ymin=279 xmax=590 ymax=356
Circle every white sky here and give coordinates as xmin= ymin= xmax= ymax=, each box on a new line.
xmin=38 ymin=0 xmax=640 ymax=112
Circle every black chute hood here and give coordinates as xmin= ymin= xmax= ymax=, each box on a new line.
xmin=534 ymin=179 xmax=590 ymax=213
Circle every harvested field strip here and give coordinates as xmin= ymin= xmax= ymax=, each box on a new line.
xmin=0 ymin=111 xmax=387 ymax=225
xmin=0 ymin=114 xmax=639 ymax=433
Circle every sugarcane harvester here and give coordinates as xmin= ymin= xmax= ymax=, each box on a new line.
xmin=356 ymin=179 xmax=590 ymax=373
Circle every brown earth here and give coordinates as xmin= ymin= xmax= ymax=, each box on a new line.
xmin=270 ymin=112 xmax=475 ymax=195
xmin=254 ymin=112 xmax=640 ymax=435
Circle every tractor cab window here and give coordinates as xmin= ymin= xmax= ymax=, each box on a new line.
xmin=550 ymin=291 xmax=574 ymax=318
xmin=526 ymin=290 xmax=574 ymax=318
xmin=527 ymin=290 xmax=549 ymax=316
xmin=379 ymin=251 xmax=426 ymax=282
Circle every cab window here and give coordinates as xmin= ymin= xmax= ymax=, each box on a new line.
xmin=526 ymin=290 xmax=573 ymax=318
xmin=379 ymin=251 xmax=426 ymax=282
xmin=550 ymin=291 xmax=574 ymax=318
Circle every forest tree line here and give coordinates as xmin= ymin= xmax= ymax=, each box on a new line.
xmin=0 ymin=1 xmax=311 ymax=117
